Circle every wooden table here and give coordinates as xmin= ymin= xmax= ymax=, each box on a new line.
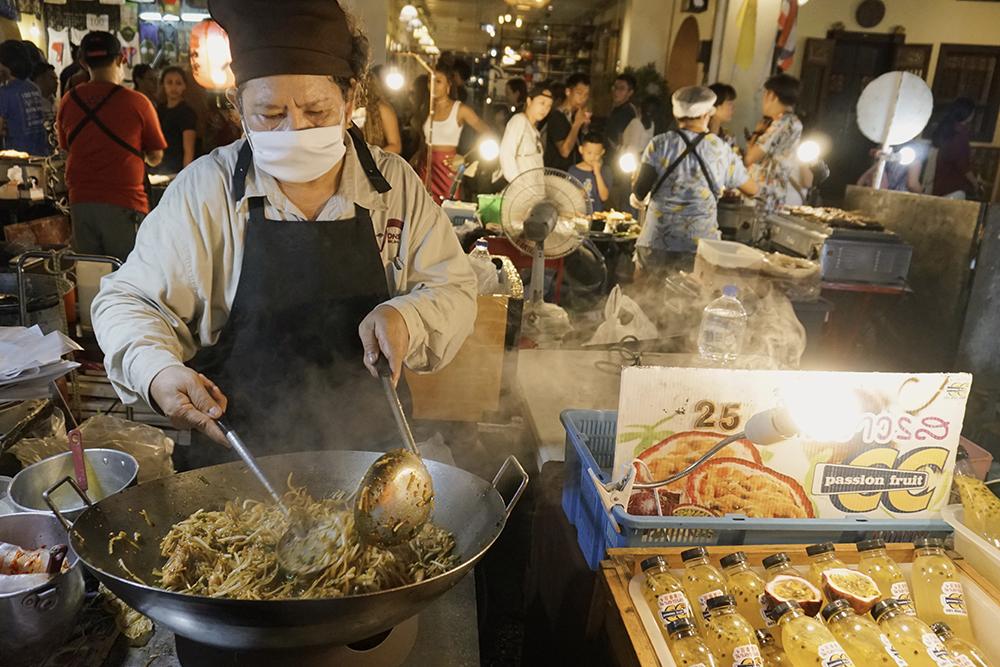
xmin=514 ymin=349 xmax=698 ymax=468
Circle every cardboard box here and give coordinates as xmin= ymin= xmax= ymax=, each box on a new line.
xmin=615 ymin=367 xmax=972 ymax=520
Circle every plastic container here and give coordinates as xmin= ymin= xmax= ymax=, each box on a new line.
xmin=696 ymin=239 xmax=766 ymax=271
xmin=697 ymin=285 xmax=748 ymax=363
xmin=942 ymin=504 xmax=1000 ymax=590
xmin=560 ymin=409 xmax=952 ymax=570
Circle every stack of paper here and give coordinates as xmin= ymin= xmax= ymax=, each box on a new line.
xmin=0 ymin=326 xmax=81 ymax=403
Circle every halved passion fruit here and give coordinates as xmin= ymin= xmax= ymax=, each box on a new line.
xmin=633 ymin=431 xmax=762 ymax=496
xmin=764 ymin=574 xmax=823 ymax=617
xmin=822 ymin=568 xmax=881 ymax=614
xmin=685 ymin=458 xmax=814 ymax=519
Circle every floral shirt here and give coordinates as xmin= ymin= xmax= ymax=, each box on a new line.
xmin=637 ymin=130 xmax=750 ymax=253
xmin=749 ymin=112 xmax=803 ymax=214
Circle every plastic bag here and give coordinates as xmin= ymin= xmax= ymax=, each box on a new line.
xmin=12 ymin=413 xmax=174 ymax=483
xmin=586 ymin=285 xmax=659 ymax=346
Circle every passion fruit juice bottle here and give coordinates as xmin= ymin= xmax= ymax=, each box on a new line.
xmin=721 ymin=551 xmax=769 ymax=631
xmin=704 ymin=594 xmax=763 ymax=667
xmin=772 ymin=601 xmax=855 ymax=667
xmin=761 ymin=552 xmax=799 ymax=634
xmin=668 ymin=618 xmax=719 ymax=667
xmin=932 ymin=622 xmax=992 ymax=667
xmin=912 ymin=538 xmax=975 ymax=643
xmin=857 ymin=539 xmax=915 ymax=615
xmin=682 ymin=547 xmax=730 ymax=633
xmin=822 ymin=599 xmax=908 ymax=666
xmin=805 ymin=543 xmax=847 ymax=595
xmin=757 ymin=629 xmax=792 ymax=666
xmin=641 ymin=556 xmax=695 ymax=641
xmin=873 ymin=599 xmax=959 ymax=667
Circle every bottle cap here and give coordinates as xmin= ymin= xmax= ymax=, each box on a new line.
xmin=755 ymin=629 xmax=774 ymax=646
xmin=769 ymin=600 xmax=801 ymax=620
xmin=681 ymin=547 xmax=708 ymax=562
xmin=821 ymin=599 xmax=852 ymax=621
xmin=806 ymin=542 xmax=836 ymax=557
xmin=666 ymin=618 xmax=694 ymax=635
xmin=722 ymin=285 xmax=739 ymax=297
xmin=931 ymin=622 xmax=952 ymax=637
xmin=720 ymin=551 xmax=747 ymax=569
xmin=914 ymin=537 xmax=944 ymax=550
xmin=856 ymin=539 xmax=886 ymax=552
xmin=762 ymin=552 xmax=790 ymax=569
xmin=705 ymin=594 xmax=736 ymax=611
xmin=870 ymin=598 xmax=900 ymax=622
xmin=640 ymin=556 xmax=667 ymax=572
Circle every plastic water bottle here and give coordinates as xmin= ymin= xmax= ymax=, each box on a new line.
xmin=469 ymin=239 xmax=500 ymax=294
xmin=697 ymin=285 xmax=748 ymax=363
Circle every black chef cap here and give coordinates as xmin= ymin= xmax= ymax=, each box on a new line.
xmin=208 ymin=0 xmax=355 ymax=84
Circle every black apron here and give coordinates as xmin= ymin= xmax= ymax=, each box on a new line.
xmin=181 ymin=128 xmax=398 ymax=470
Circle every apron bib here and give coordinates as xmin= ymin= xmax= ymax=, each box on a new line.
xmin=181 ymin=129 xmax=400 ymax=470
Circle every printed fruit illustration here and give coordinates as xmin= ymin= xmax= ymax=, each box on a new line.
xmin=633 ymin=431 xmax=761 ymax=496
xmin=764 ymin=574 xmax=823 ymax=617
xmin=685 ymin=458 xmax=814 ymax=519
xmin=627 ymin=488 xmax=679 ymax=516
xmin=822 ymin=568 xmax=881 ymax=614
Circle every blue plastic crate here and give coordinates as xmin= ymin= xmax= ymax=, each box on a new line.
xmin=560 ymin=409 xmax=953 ymax=570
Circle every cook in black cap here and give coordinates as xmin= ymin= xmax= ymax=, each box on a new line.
xmin=91 ymin=0 xmax=476 ymax=465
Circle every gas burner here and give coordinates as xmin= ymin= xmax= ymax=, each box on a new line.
xmin=174 ymin=616 xmax=418 ymax=667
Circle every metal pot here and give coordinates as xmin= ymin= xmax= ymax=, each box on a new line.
xmin=10 ymin=449 xmax=138 ymax=522
xmin=0 ymin=512 xmax=85 ymax=664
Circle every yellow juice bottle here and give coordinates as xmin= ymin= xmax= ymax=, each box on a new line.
xmin=682 ymin=547 xmax=730 ymax=634
xmin=721 ymin=551 xmax=769 ymax=631
xmin=912 ymin=538 xmax=976 ymax=643
xmin=772 ymin=601 xmax=855 ymax=667
xmin=873 ymin=599 xmax=959 ymax=667
xmin=805 ymin=543 xmax=847 ymax=595
xmin=641 ymin=555 xmax=695 ymax=641
xmin=704 ymin=594 xmax=763 ymax=667
xmin=822 ymin=599 xmax=908 ymax=666
xmin=857 ymin=539 xmax=915 ymax=615
xmin=757 ymin=629 xmax=792 ymax=666
xmin=761 ymin=552 xmax=799 ymax=637
xmin=668 ymin=618 xmax=719 ymax=667
xmin=932 ymin=622 xmax=993 ymax=667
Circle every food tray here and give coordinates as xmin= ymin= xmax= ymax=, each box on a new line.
xmin=597 ymin=544 xmax=1000 ymax=667
xmin=942 ymin=504 xmax=1000 ymax=590
xmin=561 ymin=410 xmax=951 ymax=570
xmin=820 ymin=233 xmax=912 ymax=284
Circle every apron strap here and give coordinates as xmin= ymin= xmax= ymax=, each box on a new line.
xmin=649 ymin=130 xmax=717 ymax=200
xmin=348 ymin=124 xmax=392 ymax=194
xmin=67 ymin=86 xmax=142 ymax=158
xmin=232 ymin=140 xmax=254 ymax=202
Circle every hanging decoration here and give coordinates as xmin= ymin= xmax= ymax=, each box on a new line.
xmin=189 ymin=19 xmax=234 ymax=90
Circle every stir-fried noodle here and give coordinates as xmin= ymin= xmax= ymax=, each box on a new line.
xmin=154 ymin=480 xmax=458 ymax=599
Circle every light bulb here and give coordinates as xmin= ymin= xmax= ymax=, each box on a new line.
xmin=479 ymin=138 xmax=500 ymax=162
xmin=399 ymin=4 xmax=418 ymax=22
xmin=618 ymin=152 xmax=638 ymax=174
xmin=384 ymin=69 xmax=405 ymax=92
xmin=898 ymin=146 xmax=916 ymax=166
xmin=505 ymin=14 xmax=513 ymax=22
xmin=797 ymin=139 xmax=821 ymax=164
xmin=515 ymin=17 xmax=523 ymax=28
xmin=780 ymin=378 xmax=863 ymax=443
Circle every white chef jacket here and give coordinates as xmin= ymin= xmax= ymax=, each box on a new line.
xmin=92 ymin=137 xmax=478 ymax=408
xmin=499 ymin=112 xmax=544 ymax=183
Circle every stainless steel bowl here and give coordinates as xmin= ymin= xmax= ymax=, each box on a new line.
xmin=10 ymin=449 xmax=138 ymax=521
xmin=0 ymin=512 xmax=85 ymax=665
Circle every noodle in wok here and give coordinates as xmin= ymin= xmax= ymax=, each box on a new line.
xmin=155 ymin=480 xmax=458 ymax=599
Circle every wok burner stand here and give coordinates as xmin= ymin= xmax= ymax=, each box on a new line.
xmin=174 ymin=616 xmax=419 ymax=667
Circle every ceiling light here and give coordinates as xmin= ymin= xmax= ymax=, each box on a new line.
xmin=419 ymin=34 xmax=434 ymax=46
xmin=384 ymin=68 xmax=405 ymax=91
xmin=181 ymin=12 xmax=210 ymax=22
xmin=490 ymin=48 xmax=498 ymax=58
xmin=399 ymin=4 xmax=419 ymax=22
xmin=515 ymin=17 xmax=523 ymax=28
xmin=162 ymin=14 xmax=180 ymax=22
xmin=505 ymin=14 xmax=512 ymax=22
xmin=425 ymin=46 xmax=440 ymax=55
xmin=898 ymin=146 xmax=917 ymax=166
xmin=139 ymin=11 xmax=162 ymax=21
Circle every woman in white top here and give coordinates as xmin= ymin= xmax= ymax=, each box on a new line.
xmin=421 ymin=62 xmax=490 ymax=203
xmin=622 ymin=95 xmax=670 ymax=159
xmin=499 ymin=81 xmax=554 ymax=184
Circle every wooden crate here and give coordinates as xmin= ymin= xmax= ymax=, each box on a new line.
xmin=592 ymin=544 xmax=1000 ymax=667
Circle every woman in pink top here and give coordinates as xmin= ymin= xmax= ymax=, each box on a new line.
xmin=420 ymin=62 xmax=490 ymax=204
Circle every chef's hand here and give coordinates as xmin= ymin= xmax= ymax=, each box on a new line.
xmin=359 ymin=304 xmax=410 ymax=387
xmin=149 ymin=366 xmax=229 ymax=446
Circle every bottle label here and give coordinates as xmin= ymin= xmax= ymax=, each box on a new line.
xmin=697 ymin=589 xmax=725 ymax=620
xmin=878 ymin=633 xmax=909 ymax=667
xmin=940 ymin=581 xmax=969 ymax=616
xmin=818 ymin=641 xmax=855 ymax=667
xmin=731 ymin=643 xmax=764 ymax=667
xmin=954 ymin=655 xmax=977 ymax=667
xmin=758 ymin=592 xmax=776 ymax=627
xmin=922 ymin=632 xmax=958 ymax=667
xmin=657 ymin=591 xmax=692 ymax=627
xmin=890 ymin=581 xmax=911 ymax=602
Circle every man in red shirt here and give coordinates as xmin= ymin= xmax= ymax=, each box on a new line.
xmin=57 ymin=31 xmax=166 ymax=260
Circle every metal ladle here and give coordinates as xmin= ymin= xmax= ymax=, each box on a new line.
xmin=352 ymin=358 xmax=434 ymax=548
xmin=214 ymin=418 xmax=338 ymax=576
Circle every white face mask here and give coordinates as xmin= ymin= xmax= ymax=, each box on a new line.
xmin=245 ymin=122 xmax=347 ymax=183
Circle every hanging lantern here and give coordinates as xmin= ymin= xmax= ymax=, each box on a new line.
xmin=189 ymin=19 xmax=235 ymax=90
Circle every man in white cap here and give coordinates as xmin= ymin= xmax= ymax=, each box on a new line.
xmin=630 ymin=85 xmax=758 ymax=275
xmin=91 ymin=0 xmax=477 ymax=468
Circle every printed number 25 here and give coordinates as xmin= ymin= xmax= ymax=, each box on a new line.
xmin=694 ymin=400 xmax=742 ymax=432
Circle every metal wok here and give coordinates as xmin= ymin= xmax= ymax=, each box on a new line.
xmin=62 ymin=450 xmax=527 ymax=650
